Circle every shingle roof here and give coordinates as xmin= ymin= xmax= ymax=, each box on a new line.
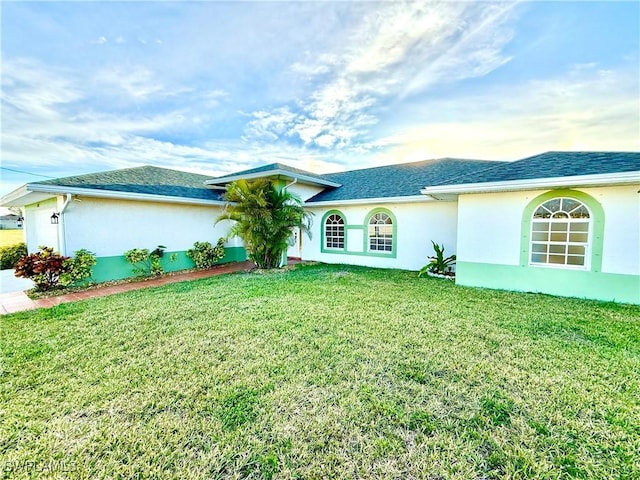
xmin=27 ymin=152 xmax=640 ymax=205
xmin=213 ymin=162 xmax=323 ymax=180
xmin=34 ymin=166 xmax=224 ymax=201
xmin=207 ymin=162 xmax=339 ymax=187
xmin=306 ymin=158 xmax=500 ymax=202
xmin=433 ymin=151 xmax=640 ymax=186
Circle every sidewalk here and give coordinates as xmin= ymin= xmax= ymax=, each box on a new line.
xmin=0 ymin=269 xmax=34 ymax=294
xmin=0 ymin=261 xmax=256 ymax=315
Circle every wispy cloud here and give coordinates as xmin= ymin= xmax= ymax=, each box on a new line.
xmin=1 ymin=0 xmax=637 ymax=196
xmin=95 ymin=66 xmax=192 ymax=101
xmin=369 ymin=64 xmax=640 ymax=162
xmin=242 ymin=2 xmax=520 ymax=151
xmin=1 ymin=58 xmax=344 ymax=181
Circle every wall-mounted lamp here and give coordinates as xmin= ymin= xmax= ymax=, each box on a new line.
xmin=17 ymin=216 xmax=24 ymax=228
xmin=50 ymin=212 xmax=60 ymax=225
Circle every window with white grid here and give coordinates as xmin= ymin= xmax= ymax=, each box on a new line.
xmin=368 ymin=212 xmax=393 ymax=253
xmin=530 ymin=197 xmax=591 ymax=268
xmin=324 ymin=214 xmax=345 ymax=250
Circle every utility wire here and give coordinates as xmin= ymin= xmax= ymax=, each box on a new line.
xmin=0 ymin=166 xmax=55 ymax=178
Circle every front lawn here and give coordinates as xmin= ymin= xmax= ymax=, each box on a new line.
xmin=0 ymin=229 xmax=24 ymax=248
xmin=2 ymin=264 xmax=638 ymax=479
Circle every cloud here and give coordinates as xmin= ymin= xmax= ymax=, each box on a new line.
xmin=1 ymin=59 xmax=84 ymax=121
xmin=243 ymin=1 xmax=520 ymax=151
xmin=2 ymin=1 xmax=637 ymax=197
xmin=0 ymin=58 xmax=345 ymax=191
xmin=243 ymin=107 xmax=300 ymax=142
xmin=200 ymin=89 xmax=228 ymax=108
xmin=369 ymin=64 xmax=640 ymax=162
xmin=96 ymin=66 xmax=184 ymax=100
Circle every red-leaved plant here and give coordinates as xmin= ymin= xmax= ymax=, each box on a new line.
xmin=14 ymin=246 xmax=71 ymax=291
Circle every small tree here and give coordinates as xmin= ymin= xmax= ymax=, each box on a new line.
xmin=216 ymin=179 xmax=312 ymax=269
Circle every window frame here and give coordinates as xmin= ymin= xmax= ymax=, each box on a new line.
xmin=529 ymin=197 xmax=592 ymax=270
xmin=520 ymin=190 xmax=605 ymax=273
xmin=324 ymin=212 xmax=346 ymax=251
xmin=365 ymin=208 xmax=396 ymax=257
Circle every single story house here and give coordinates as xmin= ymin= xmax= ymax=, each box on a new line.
xmin=0 ymin=213 xmax=23 ymax=230
xmin=2 ymin=151 xmax=639 ymax=304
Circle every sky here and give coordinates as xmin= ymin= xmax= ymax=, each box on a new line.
xmin=1 ymin=0 xmax=639 ymax=197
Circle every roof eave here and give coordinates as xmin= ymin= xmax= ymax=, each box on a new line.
xmin=0 ymin=185 xmax=58 ymax=207
xmin=420 ymin=171 xmax=640 ymax=196
xmin=21 ymin=184 xmax=226 ymax=206
xmin=205 ymin=169 xmax=341 ymax=188
xmin=0 ymin=184 xmax=30 ymax=206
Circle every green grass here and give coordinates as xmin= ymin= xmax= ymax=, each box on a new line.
xmin=0 ymin=229 xmax=24 ymax=248
xmin=1 ymin=264 xmax=639 ymax=479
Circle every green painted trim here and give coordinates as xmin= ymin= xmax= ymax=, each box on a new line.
xmin=318 ymin=208 xmax=398 ymax=258
xmin=222 ymin=246 xmax=247 ymax=263
xmin=520 ymin=189 xmax=605 ymax=271
xmin=320 ymin=209 xmax=347 ymax=254
xmin=91 ymin=256 xmax=133 ymax=282
xmin=456 ymin=261 xmax=639 ymax=305
xmin=363 ymin=207 xmax=397 ymax=259
xmin=91 ymin=247 xmax=247 ymax=283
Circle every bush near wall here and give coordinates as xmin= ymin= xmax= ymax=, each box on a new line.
xmin=0 ymin=242 xmax=27 ymax=270
xmin=186 ymin=238 xmax=226 ymax=269
xmin=14 ymin=246 xmax=97 ymax=291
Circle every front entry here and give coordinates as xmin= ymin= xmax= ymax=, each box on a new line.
xmin=287 ymin=227 xmax=302 ymax=259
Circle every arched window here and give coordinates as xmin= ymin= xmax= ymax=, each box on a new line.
xmin=530 ymin=197 xmax=590 ymax=267
xmin=324 ymin=213 xmax=345 ymax=250
xmin=368 ymin=212 xmax=393 ymax=253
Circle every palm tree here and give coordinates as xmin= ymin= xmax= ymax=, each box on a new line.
xmin=216 ymin=179 xmax=313 ymax=269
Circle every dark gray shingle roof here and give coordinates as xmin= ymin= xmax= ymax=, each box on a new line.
xmin=34 ymin=166 xmax=224 ymax=201
xmin=30 ymin=152 xmax=639 ymax=204
xmin=307 ymin=158 xmax=500 ymax=202
xmin=208 ymin=162 xmax=338 ymax=187
xmin=433 ymin=151 xmax=640 ymax=186
xmin=212 ymin=162 xmax=328 ymax=181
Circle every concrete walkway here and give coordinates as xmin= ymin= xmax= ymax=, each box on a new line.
xmin=1 ymin=269 xmax=34 ymax=294
xmin=0 ymin=261 xmax=256 ymax=315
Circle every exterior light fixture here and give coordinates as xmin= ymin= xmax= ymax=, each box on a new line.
xmin=50 ymin=212 xmax=60 ymax=224
xmin=17 ymin=216 xmax=24 ymax=228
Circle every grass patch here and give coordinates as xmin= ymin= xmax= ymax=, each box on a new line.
xmin=0 ymin=229 xmax=24 ymax=248
xmin=2 ymin=263 xmax=639 ymax=478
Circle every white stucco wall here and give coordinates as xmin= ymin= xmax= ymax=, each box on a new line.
xmin=595 ymin=185 xmax=640 ymax=275
xmin=303 ymin=201 xmax=459 ymax=271
xmin=24 ymin=197 xmax=61 ymax=253
xmin=62 ymin=197 xmax=232 ymax=257
xmin=287 ymin=183 xmax=325 ymax=201
xmin=456 ymin=185 xmax=640 ymax=275
xmin=457 ymin=191 xmax=526 ymax=266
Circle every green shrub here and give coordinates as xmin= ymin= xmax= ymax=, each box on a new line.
xmin=14 ymin=246 xmax=97 ymax=291
xmin=0 ymin=242 xmax=27 ymax=269
xmin=60 ymin=249 xmax=97 ymax=286
xmin=186 ymin=238 xmax=226 ymax=269
xmin=124 ymin=248 xmax=152 ymax=277
xmin=124 ymin=245 xmax=172 ymax=277
xmin=418 ymin=240 xmax=456 ymax=277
